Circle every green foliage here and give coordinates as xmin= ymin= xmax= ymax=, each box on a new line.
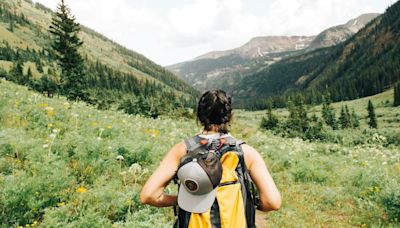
xmin=321 ymin=96 xmax=338 ymax=130
xmin=291 ymin=162 xmax=330 ymax=184
xmin=0 ymin=80 xmax=194 ymax=227
xmin=49 ymin=0 xmax=88 ymax=102
xmin=394 ymin=82 xmax=400 ymax=107
xmin=30 ymin=75 xmax=58 ymax=97
xmin=380 ymin=180 xmax=400 ymax=222
xmin=118 ymin=96 xmax=160 ymax=119
xmin=350 ymin=109 xmax=360 ymax=128
xmin=260 ymin=106 xmax=279 ymax=130
xmin=339 ymin=105 xmax=351 ymax=129
xmin=367 ymin=100 xmax=378 ymax=128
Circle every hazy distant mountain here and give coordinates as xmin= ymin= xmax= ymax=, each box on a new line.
xmin=168 ymin=13 xmax=380 ymax=92
xmin=308 ymin=13 xmax=380 ymax=50
xmin=196 ymin=36 xmax=314 ymax=60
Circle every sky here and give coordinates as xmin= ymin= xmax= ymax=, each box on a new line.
xmin=33 ymin=0 xmax=393 ymax=66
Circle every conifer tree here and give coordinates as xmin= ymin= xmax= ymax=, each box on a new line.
xmin=287 ymin=96 xmax=309 ymax=132
xmin=394 ymin=83 xmax=400 ymax=107
xmin=49 ymin=0 xmax=88 ymax=101
xmin=25 ymin=67 xmax=33 ymax=85
xmin=339 ymin=105 xmax=351 ymax=129
xmin=350 ymin=109 xmax=360 ymax=128
xmin=367 ymin=100 xmax=378 ymax=128
xmin=261 ymin=105 xmax=279 ymax=130
xmin=321 ymin=96 xmax=338 ymax=130
xmin=10 ymin=60 xmax=23 ymax=83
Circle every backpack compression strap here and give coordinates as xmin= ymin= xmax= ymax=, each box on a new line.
xmin=236 ymin=141 xmax=258 ymax=228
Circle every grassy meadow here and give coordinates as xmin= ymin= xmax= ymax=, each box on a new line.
xmin=1 ymin=78 xmax=399 ymax=227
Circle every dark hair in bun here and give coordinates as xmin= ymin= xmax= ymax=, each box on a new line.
xmin=196 ymin=90 xmax=232 ymax=134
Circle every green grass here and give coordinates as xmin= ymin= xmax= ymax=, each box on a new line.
xmin=0 ymin=79 xmax=399 ymax=227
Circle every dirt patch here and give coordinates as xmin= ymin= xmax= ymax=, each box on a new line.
xmin=255 ymin=211 xmax=267 ymax=228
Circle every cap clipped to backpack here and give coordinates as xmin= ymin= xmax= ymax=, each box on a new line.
xmin=177 ymin=151 xmax=222 ymax=213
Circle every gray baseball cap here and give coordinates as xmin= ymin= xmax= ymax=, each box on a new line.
xmin=177 ymin=152 xmax=222 ymax=213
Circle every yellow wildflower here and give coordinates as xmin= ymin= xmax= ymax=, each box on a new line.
xmin=38 ymin=103 xmax=49 ymax=108
xmin=144 ymin=129 xmax=160 ymax=137
xmin=57 ymin=202 xmax=66 ymax=207
xmin=47 ymin=123 xmax=53 ymax=128
xmin=107 ymin=125 xmax=113 ymax=129
xmin=76 ymin=186 xmax=87 ymax=193
xmin=45 ymin=107 xmax=55 ymax=116
xmin=91 ymin=122 xmax=98 ymax=127
xmin=63 ymin=102 xmax=70 ymax=109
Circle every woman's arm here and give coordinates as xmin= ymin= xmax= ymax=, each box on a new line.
xmin=242 ymin=144 xmax=281 ymax=212
xmin=140 ymin=141 xmax=186 ymax=207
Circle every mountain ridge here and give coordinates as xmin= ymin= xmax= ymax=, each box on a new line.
xmin=167 ymin=13 xmax=379 ymax=92
xmin=231 ymin=3 xmax=400 ymax=109
xmin=1 ymin=0 xmax=198 ymax=97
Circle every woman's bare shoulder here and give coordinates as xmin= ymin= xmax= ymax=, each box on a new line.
xmin=168 ymin=141 xmax=187 ymax=159
xmin=240 ymin=143 xmax=261 ymax=169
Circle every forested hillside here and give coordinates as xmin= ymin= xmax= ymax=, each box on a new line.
xmin=0 ymin=0 xmax=199 ymax=116
xmin=168 ymin=14 xmax=378 ymax=93
xmin=231 ymin=1 xmax=400 ymax=110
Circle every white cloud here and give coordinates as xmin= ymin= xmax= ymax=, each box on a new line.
xmin=33 ymin=0 xmax=391 ymax=66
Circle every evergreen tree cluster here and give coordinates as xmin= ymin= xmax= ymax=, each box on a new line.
xmin=260 ymin=103 xmax=279 ymax=130
xmin=260 ymin=95 xmax=367 ymax=142
xmin=0 ymin=2 xmax=31 ymax=32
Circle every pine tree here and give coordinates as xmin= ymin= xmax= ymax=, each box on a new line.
xmin=10 ymin=60 xmax=23 ymax=83
xmin=287 ymin=96 xmax=309 ymax=132
xmin=9 ymin=17 xmax=14 ymax=32
xmin=35 ymin=58 xmax=43 ymax=73
xmin=261 ymin=105 xmax=279 ymax=130
xmin=339 ymin=105 xmax=351 ymax=129
xmin=394 ymin=83 xmax=400 ymax=107
xmin=321 ymin=96 xmax=338 ymax=130
xmin=25 ymin=67 xmax=33 ymax=85
xmin=350 ymin=109 xmax=360 ymax=128
xmin=49 ymin=0 xmax=88 ymax=101
xmin=367 ymin=100 xmax=378 ymax=129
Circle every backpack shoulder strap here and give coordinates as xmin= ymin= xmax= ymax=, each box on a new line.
xmin=184 ymin=135 xmax=203 ymax=155
xmin=235 ymin=141 xmax=258 ymax=228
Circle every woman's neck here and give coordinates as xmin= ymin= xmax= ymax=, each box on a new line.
xmin=201 ymin=130 xmax=219 ymax=135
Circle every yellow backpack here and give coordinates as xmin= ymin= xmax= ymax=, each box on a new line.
xmin=174 ymin=134 xmax=258 ymax=228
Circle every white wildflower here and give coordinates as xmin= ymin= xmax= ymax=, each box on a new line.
xmin=129 ymin=163 xmax=141 ymax=173
xmin=116 ymin=155 xmax=125 ymax=161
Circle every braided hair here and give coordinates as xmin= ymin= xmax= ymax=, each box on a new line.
xmin=196 ymin=90 xmax=232 ymax=134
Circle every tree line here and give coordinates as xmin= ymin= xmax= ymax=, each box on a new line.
xmin=260 ymin=94 xmax=379 ymax=142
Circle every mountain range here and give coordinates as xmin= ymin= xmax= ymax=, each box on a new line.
xmin=167 ymin=13 xmax=380 ymax=92
xmin=230 ymin=4 xmax=400 ymax=109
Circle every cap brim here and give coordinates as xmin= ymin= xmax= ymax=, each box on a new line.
xmin=178 ymin=184 xmax=217 ymax=213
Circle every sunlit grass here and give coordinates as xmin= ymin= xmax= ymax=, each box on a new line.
xmin=1 ymin=79 xmax=399 ymax=227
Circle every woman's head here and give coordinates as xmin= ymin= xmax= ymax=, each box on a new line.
xmin=197 ymin=90 xmax=232 ymax=134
